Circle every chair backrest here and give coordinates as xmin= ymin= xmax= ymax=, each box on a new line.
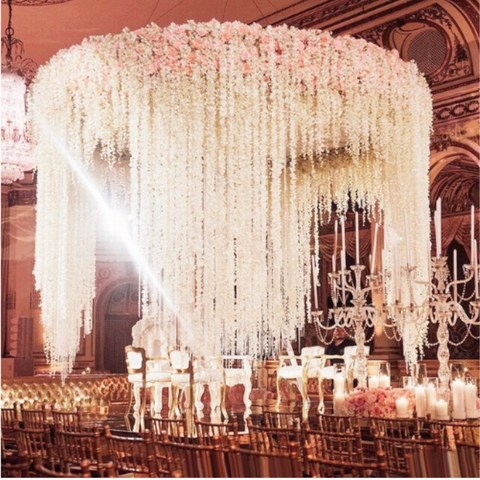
xmin=301 ymin=346 xmax=325 ymax=359
xmin=305 ymin=424 xmax=386 ymax=477
xmin=344 ymin=345 xmax=370 ymax=374
xmin=146 ymin=356 xmax=172 ymax=382
xmin=150 ymin=416 xmax=189 ymax=443
xmin=402 ymin=427 xmax=450 ymax=478
xmin=52 ymin=409 xmax=82 ymax=432
xmin=157 ymin=432 xmax=226 ymax=478
xmin=193 ymin=356 xmax=224 ymax=383
xmin=263 ymin=410 xmax=301 ymax=429
xmin=452 ymin=422 xmax=479 ymax=478
xmin=370 ymin=416 xmax=423 ymax=440
xmin=1 ymin=406 xmax=19 ymax=446
xmin=104 ymin=425 xmax=157 ymax=477
xmin=14 ymin=425 xmax=56 ymax=470
xmin=20 ymin=404 xmax=49 ymax=428
xmin=125 ymin=346 xmax=146 ymax=381
xmin=317 ymin=413 xmax=360 ymax=434
xmin=370 ymin=417 xmax=432 ymax=477
xmin=170 ymin=350 xmax=190 ymax=371
xmin=56 ymin=424 xmax=105 ymax=475
xmin=195 ymin=416 xmax=239 ymax=448
xmin=226 ymin=438 xmax=302 ymax=477
xmin=247 ymin=417 xmax=302 ymax=454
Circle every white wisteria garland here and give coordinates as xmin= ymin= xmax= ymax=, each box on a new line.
xmin=29 ymin=21 xmax=432 ymax=375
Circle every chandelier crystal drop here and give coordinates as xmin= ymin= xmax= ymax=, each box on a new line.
xmin=29 ymin=20 xmax=433 ymax=376
xmin=1 ymin=72 xmax=35 ymax=183
xmin=1 ymin=0 xmax=37 ymax=184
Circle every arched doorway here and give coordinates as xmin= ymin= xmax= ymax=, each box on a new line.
xmin=102 ymin=282 xmax=139 ymax=373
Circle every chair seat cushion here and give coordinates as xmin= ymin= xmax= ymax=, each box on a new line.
xmin=127 ymin=373 xmax=143 ymax=383
xmin=146 ymin=372 xmax=171 ymax=383
xmin=278 ymin=365 xmax=303 ymax=379
xmin=171 ymin=373 xmax=190 ymax=385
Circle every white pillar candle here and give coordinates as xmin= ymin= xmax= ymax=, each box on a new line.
xmin=426 ymin=383 xmax=437 ymax=416
xmin=435 ymin=399 xmax=449 ymax=420
xmin=355 ymin=211 xmax=360 ymax=265
xmin=311 ymin=255 xmax=318 ymax=310
xmin=334 ymin=392 xmax=346 ymax=415
xmin=341 ymin=216 xmax=346 ymax=253
xmin=474 ymin=240 xmax=479 ymax=299
xmin=332 ymin=254 xmax=336 ymax=274
xmin=403 ymin=211 xmax=411 ymax=266
xmin=465 ymin=383 xmax=478 ymax=418
xmin=415 ymin=385 xmax=427 ymax=418
xmin=371 ymin=223 xmax=378 ymax=274
xmin=451 ymin=378 xmax=466 ymax=419
xmin=453 ymin=249 xmax=458 ymax=304
xmin=471 ymin=205 xmax=475 ymax=259
xmin=435 ymin=198 xmax=442 ymax=257
xmin=379 ymin=374 xmax=390 ymax=388
xmin=334 ymin=373 xmax=345 ymax=394
xmin=334 ymin=219 xmax=338 ymax=264
xmin=369 ymin=375 xmax=379 ymax=389
xmin=340 ymin=249 xmax=346 ymax=305
xmin=396 ymin=396 xmax=409 ymax=418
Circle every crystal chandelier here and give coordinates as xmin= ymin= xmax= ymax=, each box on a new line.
xmin=1 ymin=0 xmax=37 ymax=184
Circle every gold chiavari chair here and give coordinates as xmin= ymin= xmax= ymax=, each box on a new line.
xmin=150 ymin=415 xmax=190 ymax=443
xmin=247 ymin=416 xmax=304 ymax=474
xmin=104 ymin=425 xmax=157 ymax=477
xmin=305 ymin=423 xmax=387 ymax=477
xmin=1 ymin=404 xmax=19 ymax=455
xmin=194 ymin=414 xmax=240 ymax=448
xmin=247 ymin=417 xmax=302 ymax=453
xmin=55 ymin=424 xmax=106 ymax=476
xmin=454 ymin=421 xmax=480 ymax=478
xmin=370 ymin=417 xmax=440 ymax=477
xmin=14 ymin=424 xmax=57 ymax=471
xmin=226 ymin=436 xmax=302 ymax=477
xmin=155 ymin=430 xmax=225 ymax=478
xmin=20 ymin=404 xmax=50 ymax=429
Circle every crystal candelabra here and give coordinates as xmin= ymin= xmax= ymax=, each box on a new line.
xmin=327 ymin=265 xmax=383 ymax=388
xmin=386 ymin=202 xmax=479 ymax=388
xmin=428 ymin=255 xmax=479 ymax=388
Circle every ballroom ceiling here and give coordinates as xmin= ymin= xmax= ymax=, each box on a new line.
xmin=0 ymin=0 xmax=319 ymax=67
xmin=2 ymin=0 xmax=479 ymax=212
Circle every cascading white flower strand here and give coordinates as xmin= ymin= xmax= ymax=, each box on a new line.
xmin=29 ymin=21 xmax=432 ymax=376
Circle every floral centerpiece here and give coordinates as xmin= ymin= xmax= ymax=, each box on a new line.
xmin=29 ymin=20 xmax=431 ymax=376
xmin=345 ymin=388 xmax=415 ymax=418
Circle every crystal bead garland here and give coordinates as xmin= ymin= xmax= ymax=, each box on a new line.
xmin=29 ymin=21 xmax=432 ymax=376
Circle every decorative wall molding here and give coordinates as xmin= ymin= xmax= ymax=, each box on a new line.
xmin=433 ymin=92 xmax=479 ymax=125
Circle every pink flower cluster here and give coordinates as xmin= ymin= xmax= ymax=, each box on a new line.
xmin=345 ymin=388 xmax=415 ymax=418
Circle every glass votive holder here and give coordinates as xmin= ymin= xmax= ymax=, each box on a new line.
xmin=402 ymin=376 xmax=416 ymax=391
xmin=378 ymin=361 xmax=391 ymax=388
xmin=414 ymin=363 xmax=427 ymax=384
xmin=424 ymin=377 xmax=438 ymax=417
xmin=434 ymin=387 xmax=450 ymax=421
xmin=465 ymin=377 xmax=479 ymax=419
xmin=450 ymin=363 xmax=467 ymax=382
xmin=333 ymin=364 xmax=346 ymax=394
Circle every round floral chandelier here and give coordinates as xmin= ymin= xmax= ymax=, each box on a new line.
xmin=29 ymin=20 xmax=432 ymax=375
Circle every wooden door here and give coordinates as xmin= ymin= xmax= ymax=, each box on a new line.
xmin=104 ymin=315 xmax=138 ymax=374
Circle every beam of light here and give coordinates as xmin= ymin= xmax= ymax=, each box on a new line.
xmin=37 ymin=115 xmax=193 ymax=345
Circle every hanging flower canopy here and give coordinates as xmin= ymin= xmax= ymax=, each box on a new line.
xmin=29 ymin=20 xmax=432 ymax=375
